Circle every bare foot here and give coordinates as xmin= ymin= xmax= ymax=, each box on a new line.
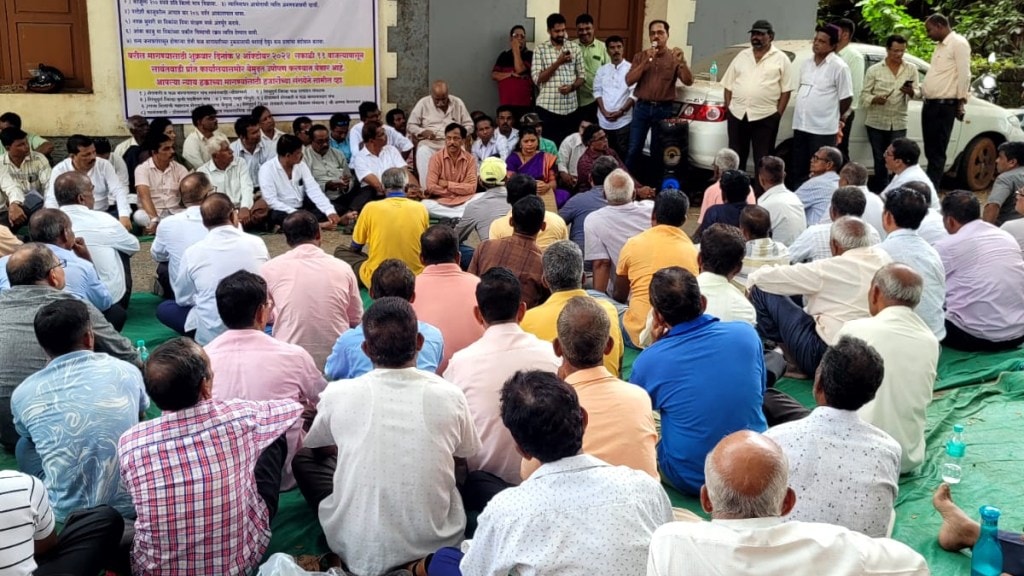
xmin=933 ymin=483 xmax=980 ymax=551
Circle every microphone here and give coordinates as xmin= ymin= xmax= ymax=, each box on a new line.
xmin=652 ymin=41 xmax=659 ymax=49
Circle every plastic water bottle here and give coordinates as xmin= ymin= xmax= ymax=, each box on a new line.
xmin=136 ymin=339 xmax=149 ymax=362
xmin=709 ymin=60 xmax=718 ymax=83
xmin=941 ymin=423 xmax=966 ymax=484
xmin=971 ymin=506 xmax=1003 ymax=576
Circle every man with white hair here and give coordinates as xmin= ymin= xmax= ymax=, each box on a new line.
xmin=836 ymin=264 xmax=939 ymax=475
xmin=197 ymin=132 xmax=263 ymax=228
xmin=646 ymin=430 xmax=927 ymax=574
xmin=584 ymin=168 xmax=653 ymax=294
xmin=407 ymin=80 xmax=475 ymax=186
xmin=838 ymin=162 xmax=885 ymax=238
xmin=559 ymin=155 xmax=618 ymax=252
xmin=749 ymin=216 xmax=892 ymax=377
xmin=765 ymin=335 xmax=901 ymax=537
xmin=698 ymin=148 xmax=755 ymax=223
xmin=789 ymin=186 xmax=880 ymax=263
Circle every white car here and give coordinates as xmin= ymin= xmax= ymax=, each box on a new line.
xmin=675 ymin=41 xmax=1024 ymax=190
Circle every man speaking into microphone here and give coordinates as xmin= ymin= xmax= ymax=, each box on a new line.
xmin=532 ymin=13 xmax=586 ymax=146
xmin=625 ymin=20 xmax=694 ymax=173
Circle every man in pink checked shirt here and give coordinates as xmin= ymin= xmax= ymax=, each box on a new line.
xmin=118 ymin=338 xmax=302 ymax=576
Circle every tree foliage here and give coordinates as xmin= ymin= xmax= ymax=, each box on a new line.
xmin=854 ymin=0 xmax=933 ymax=59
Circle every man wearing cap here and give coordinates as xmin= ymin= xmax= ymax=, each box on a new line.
xmin=791 ymin=24 xmax=852 ymax=187
xmin=457 ymin=158 xmax=512 ymax=243
xmin=625 ymin=20 xmax=694 ymax=174
xmin=722 ymin=20 xmax=793 ymax=177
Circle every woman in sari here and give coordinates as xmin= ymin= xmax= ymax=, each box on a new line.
xmin=505 ymin=126 xmax=569 ymax=211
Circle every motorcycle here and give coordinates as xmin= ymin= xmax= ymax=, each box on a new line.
xmin=970 ymin=53 xmax=1000 ymax=103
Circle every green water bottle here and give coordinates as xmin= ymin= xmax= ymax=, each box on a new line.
xmin=710 ymin=60 xmax=718 ymax=83
xmin=136 ymin=339 xmax=149 ymax=362
xmin=971 ymin=506 xmax=1003 ymax=576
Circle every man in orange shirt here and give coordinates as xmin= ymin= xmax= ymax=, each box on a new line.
xmin=422 ymin=123 xmax=479 ymax=219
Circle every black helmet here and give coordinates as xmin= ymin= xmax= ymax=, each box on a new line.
xmin=27 ymin=64 xmax=66 ymax=94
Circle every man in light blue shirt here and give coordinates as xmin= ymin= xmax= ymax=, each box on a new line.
xmin=325 ymin=259 xmax=444 ymax=379
xmin=12 ymin=298 xmax=147 ymax=522
xmin=794 ymin=146 xmax=842 ymax=225
xmin=0 ymin=208 xmax=124 ymax=330
xmin=629 ymin=266 xmax=767 ymax=495
xmin=878 ymin=186 xmax=946 ymax=339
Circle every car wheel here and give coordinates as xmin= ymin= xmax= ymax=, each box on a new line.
xmin=958 ymin=136 xmax=999 ymax=191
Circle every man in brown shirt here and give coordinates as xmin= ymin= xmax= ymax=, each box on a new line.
xmin=624 ymin=20 xmax=693 ymax=173
xmin=469 ymin=195 xmax=549 ymax=308
xmin=423 ymin=123 xmax=479 ymax=219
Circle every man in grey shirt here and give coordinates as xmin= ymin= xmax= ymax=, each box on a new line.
xmin=983 ymin=142 xmax=1024 ymax=226
xmin=0 ymin=243 xmax=139 ymax=451
xmin=456 ymin=158 xmax=514 ymax=243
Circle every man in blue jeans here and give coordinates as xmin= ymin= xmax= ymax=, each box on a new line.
xmin=624 ymin=20 xmax=692 ymax=174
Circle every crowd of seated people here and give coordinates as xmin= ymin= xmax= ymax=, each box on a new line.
xmin=0 ymin=11 xmax=1023 ymax=576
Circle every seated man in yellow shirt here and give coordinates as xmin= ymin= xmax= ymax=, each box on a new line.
xmin=336 ymin=167 xmax=429 ymax=290
xmin=521 ymin=240 xmax=623 ymax=376
xmin=613 ymin=188 xmax=699 ymax=348
xmin=489 ymin=174 xmax=568 ymax=251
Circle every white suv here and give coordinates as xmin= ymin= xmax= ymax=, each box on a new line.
xmin=675 ymin=41 xmax=1024 ymax=190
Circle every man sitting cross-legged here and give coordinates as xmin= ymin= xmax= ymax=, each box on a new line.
xmin=469 ymin=195 xmax=549 ymax=308
xmin=749 ymin=216 xmax=891 ymax=378
xmin=12 ymin=299 xmax=146 ymax=523
xmin=205 ymin=270 xmax=326 ymax=491
xmin=443 ymin=267 xmax=560 ymax=499
xmin=325 ymin=259 xmax=444 ymax=380
xmin=118 ymin=338 xmax=302 ymax=576
xmin=630 ymin=266 xmax=767 ymax=495
xmin=646 ymin=431 xmax=928 ymax=574
xmin=765 ymin=335 xmax=901 ymax=537
xmin=294 ymin=296 xmax=480 ymax=576
xmin=521 ymin=296 xmax=657 ymax=481
xmin=429 ymin=370 xmax=672 ymax=576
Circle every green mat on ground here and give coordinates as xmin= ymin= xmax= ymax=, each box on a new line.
xmin=2 ymin=293 xmax=1018 ymax=573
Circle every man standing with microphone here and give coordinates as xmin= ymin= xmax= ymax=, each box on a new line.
xmin=532 ymin=13 xmax=585 ymax=146
xmin=624 ymin=20 xmax=693 ymax=174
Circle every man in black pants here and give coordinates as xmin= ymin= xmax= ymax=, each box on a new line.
xmin=0 ymin=469 xmax=125 ymax=576
xmin=920 ymin=14 xmax=971 ymax=187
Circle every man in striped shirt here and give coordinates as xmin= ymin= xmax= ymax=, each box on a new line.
xmin=0 ymin=470 xmax=123 ymax=576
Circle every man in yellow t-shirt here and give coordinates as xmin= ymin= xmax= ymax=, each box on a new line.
xmin=521 ymin=240 xmax=623 ymax=376
xmin=488 ymin=173 xmax=568 ymax=251
xmin=614 ymin=189 xmax=699 ymax=347
xmin=339 ymin=167 xmax=429 ymax=290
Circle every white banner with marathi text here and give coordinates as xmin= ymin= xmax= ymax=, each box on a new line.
xmin=116 ymin=0 xmax=379 ymax=120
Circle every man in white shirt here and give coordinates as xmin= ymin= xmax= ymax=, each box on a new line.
xmin=755 ymin=156 xmax=805 ymax=246
xmin=697 ymin=224 xmax=755 ymax=324
xmin=722 ymin=20 xmax=793 ymax=174
xmin=230 ymin=115 xmax=274 ymax=187
xmin=443 ymin=268 xmax=560 ymax=491
xmin=593 ymin=35 xmax=634 ymax=159
xmin=789 ymin=186 xmax=880 ymax=263
xmin=881 ymin=138 xmax=939 ymax=205
xmin=878 ymin=186 xmax=947 ymax=339
xmin=151 ymin=173 xmax=212 ymax=300
xmin=921 ymin=13 xmax=971 ymax=187
xmin=791 ymin=25 xmax=852 ymax=187
xmin=470 ymin=115 xmax=510 ymax=163
xmin=348 ymin=101 xmax=415 ymax=155
xmin=259 ymin=134 xmax=342 ymax=231
xmin=646 ymin=430 xmax=928 ymax=575
xmin=558 ymin=120 xmax=590 ymax=190
xmin=294 ymin=296 xmax=480 ymax=576
xmin=839 ymin=162 xmax=885 ymax=236
xmin=351 ymin=120 xmax=415 ymax=212
xmin=902 ymin=180 xmax=949 ymax=244
xmin=408 ymin=80 xmax=475 ymax=183
xmin=583 ymin=170 xmax=652 ymax=294
xmin=0 ymin=127 xmax=51 ymax=229
xmin=495 ymin=106 xmax=520 ymax=151
xmin=450 ymin=369 xmax=672 ymax=576
xmin=160 ymin=193 xmax=269 ymax=344
xmin=766 ymin=336 xmax=900 ymax=537
xmin=46 ymin=135 xmax=131 ymax=229
xmin=54 ymin=173 xmax=139 ymax=308
xmin=198 ymin=133 xmax=264 ymax=228
xmin=749 ymin=216 xmax=892 ymax=377
xmin=837 ymin=264 xmax=939 ymax=474
xmin=181 ymin=104 xmax=220 ymax=170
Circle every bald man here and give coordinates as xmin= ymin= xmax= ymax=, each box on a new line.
xmin=646 ymin=431 xmax=928 ymax=575
xmin=836 ymin=263 xmax=939 ymax=474
xmin=407 ymin=80 xmax=474 ymax=188
xmin=151 ymin=172 xmax=215 ymax=300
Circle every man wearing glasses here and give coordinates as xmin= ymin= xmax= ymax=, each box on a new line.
xmin=493 ymin=26 xmax=534 ymax=121
xmin=408 ymin=80 xmax=475 ymax=187
xmin=795 ymin=146 xmax=843 ymax=225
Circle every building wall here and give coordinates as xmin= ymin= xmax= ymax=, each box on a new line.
xmin=686 ymin=0 xmax=816 ymax=66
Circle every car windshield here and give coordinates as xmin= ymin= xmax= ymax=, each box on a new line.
xmin=693 ymin=46 xmax=796 ymax=79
